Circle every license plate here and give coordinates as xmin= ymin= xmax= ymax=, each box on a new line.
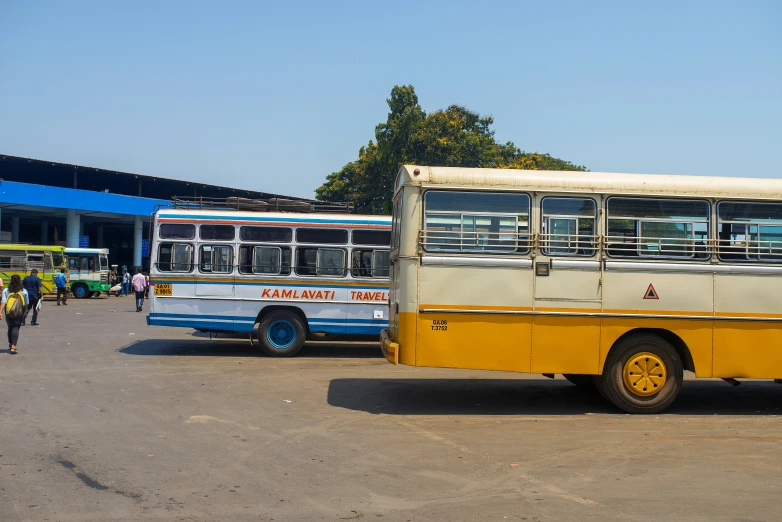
xmin=154 ymin=284 xmax=172 ymax=296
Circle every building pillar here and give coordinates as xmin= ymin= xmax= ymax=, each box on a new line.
xmin=133 ymin=217 xmax=143 ymax=268
xmin=96 ymin=225 xmax=104 ymax=248
xmin=11 ymin=216 xmax=20 ymax=243
xmin=41 ymin=220 xmax=49 ymax=244
xmin=66 ymin=210 xmax=81 ymax=248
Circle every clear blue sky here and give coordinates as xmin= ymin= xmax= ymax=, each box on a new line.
xmin=1 ymin=1 xmax=780 ymax=198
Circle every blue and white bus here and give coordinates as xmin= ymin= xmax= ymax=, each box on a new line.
xmin=147 ymin=202 xmax=391 ymax=356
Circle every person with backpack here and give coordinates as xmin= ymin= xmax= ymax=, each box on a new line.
xmin=2 ymin=274 xmax=28 ymax=354
xmin=54 ymin=268 xmax=68 ymax=306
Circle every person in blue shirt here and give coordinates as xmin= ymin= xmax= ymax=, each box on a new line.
xmin=54 ymin=268 xmax=69 ymax=306
xmin=22 ymin=269 xmax=43 ymax=325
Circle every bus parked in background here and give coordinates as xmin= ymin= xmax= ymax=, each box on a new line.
xmin=0 ymin=244 xmax=68 ymax=296
xmin=65 ymin=248 xmax=111 ymax=298
xmin=382 ymin=165 xmax=782 ymax=413
xmin=147 ymin=198 xmax=391 ymax=356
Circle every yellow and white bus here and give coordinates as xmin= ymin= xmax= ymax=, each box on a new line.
xmin=381 ymin=165 xmax=782 ymax=413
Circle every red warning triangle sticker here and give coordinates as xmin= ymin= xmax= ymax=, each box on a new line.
xmin=643 ymin=284 xmax=659 ymax=300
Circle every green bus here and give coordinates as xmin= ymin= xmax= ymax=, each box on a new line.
xmin=0 ymin=244 xmax=68 ymax=296
xmin=65 ymin=248 xmax=111 ymax=298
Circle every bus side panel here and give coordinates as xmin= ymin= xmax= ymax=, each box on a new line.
xmin=531 ymin=315 xmax=601 ymax=374
xmin=417 ymin=313 xmax=532 ymax=372
xmin=416 ymin=264 xmax=532 ymax=372
xmin=714 ymin=274 xmax=782 ymax=378
xmin=600 ymin=318 xmax=714 ymax=377
xmin=602 ymin=270 xmax=714 ymax=377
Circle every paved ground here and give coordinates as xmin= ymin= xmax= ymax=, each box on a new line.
xmin=1 ymin=298 xmax=782 ymax=521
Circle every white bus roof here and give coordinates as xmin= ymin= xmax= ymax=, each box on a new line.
xmin=64 ymin=248 xmax=109 ymax=255
xmin=155 ymin=209 xmax=391 ymax=227
xmin=396 ymin=165 xmax=782 ymax=200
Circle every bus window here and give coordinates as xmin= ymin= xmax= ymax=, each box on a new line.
xmin=718 ymin=201 xmax=782 ymax=261
xmin=373 ymin=250 xmax=390 ymax=277
xmin=200 ymin=225 xmax=235 ymax=241
xmin=199 ymin=245 xmax=233 ymax=273
xmin=423 ymin=190 xmax=530 ymax=253
xmin=351 ymin=249 xmax=390 ymax=278
xmin=391 ymin=196 xmax=403 ymax=252
xmin=160 ymin=224 xmax=195 ymax=240
xmin=317 ymin=249 xmax=346 ymax=276
xmin=296 ymin=228 xmax=348 ymax=244
xmin=100 ymin=254 xmax=109 ymax=270
xmin=606 ymin=197 xmax=709 ymax=259
xmin=240 ymin=226 xmax=292 ymax=243
xmin=238 ymin=246 xmax=291 ymax=275
xmin=541 ymin=197 xmax=597 ymax=256
xmin=351 ymin=250 xmax=373 ymax=277
xmin=27 ymin=254 xmax=45 ymax=271
xmin=295 ymin=247 xmax=346 ymax=277
xmin=51 ymin=251 xmax=64 ymax=269
xmin=352 ymin=230 xmax=391 ymax=246
xmin=158 ymin=243 xmax=194 ymax=272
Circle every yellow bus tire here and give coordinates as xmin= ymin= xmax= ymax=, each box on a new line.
xmin=598 ymin=333 xmax=683 ymax=414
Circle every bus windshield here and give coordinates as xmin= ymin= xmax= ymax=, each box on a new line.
xmin=52 ymin=251 xmax=65 ymax=269
xmin=100 ymin=254 xmax=109 ymax=270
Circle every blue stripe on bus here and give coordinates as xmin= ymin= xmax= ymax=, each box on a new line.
xmin=149 ymin=313 xmax=255 ymax=322
xmin=160 ymin=214 xmax=391 ymax=226
xmin=147 ymin=318 xmax=254 ymax=333
xmin=149 ymin=313 xmax=386 ymax=325
xmin=147 ymin=317 xmax=385 ymax=335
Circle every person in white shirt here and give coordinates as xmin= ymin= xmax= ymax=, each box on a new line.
xmin=131 ymin=269 xmax=147 ymax=312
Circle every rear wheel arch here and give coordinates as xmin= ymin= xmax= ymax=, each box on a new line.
xmin=603 ymin=328 xmax=695 ymax=374
xmin=255 ymin=305 xmax=309 ymax=333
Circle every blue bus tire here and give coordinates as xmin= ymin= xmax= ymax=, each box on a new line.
xmin=257 ymin=311 xmax=307 ymax=357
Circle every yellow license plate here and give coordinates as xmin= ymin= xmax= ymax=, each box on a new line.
xmin=154 ymin=284 xmax=172 ymax=296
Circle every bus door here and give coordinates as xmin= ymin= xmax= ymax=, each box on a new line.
xmin=532 ymin=197 xmax=602 ymax=374
xmin=195 ymin=245 xmax=235 ymax=328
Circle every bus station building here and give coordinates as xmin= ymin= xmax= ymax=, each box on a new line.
xmin=0 ymin=155 xmax=309 ymax=270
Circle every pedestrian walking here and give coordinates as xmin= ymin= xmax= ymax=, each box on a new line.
xmin=54 ymin=268 xmax=69 ymax=306
xmin=22 ymin=269 xmax=43 ymax=326
xmin=122 ymin=269 xmax=131 ymax=297
xmin=131 ymin=269 xmax=147 ymax=312
xmin=2 ymin=274 xmax=28 ymax=354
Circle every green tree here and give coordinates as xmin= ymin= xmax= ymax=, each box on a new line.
xmin=316 ymin=85 xmax=587 ymax=214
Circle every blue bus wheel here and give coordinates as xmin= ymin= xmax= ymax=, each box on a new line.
xmin=72 ymin=284 xmax=88 ymax=299
xmin=258 ymin=311 xmax=306 ymax=357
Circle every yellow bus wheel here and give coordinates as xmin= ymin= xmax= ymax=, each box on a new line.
xmin=598 ymin=333 xmax=683 ymax=414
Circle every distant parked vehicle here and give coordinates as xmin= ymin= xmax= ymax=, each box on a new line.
xmin=65 ymin=248 xmax=110 ymax=298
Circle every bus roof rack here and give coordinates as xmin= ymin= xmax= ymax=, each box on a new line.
xmin=169 ymin=196 xmax=354 ymax=213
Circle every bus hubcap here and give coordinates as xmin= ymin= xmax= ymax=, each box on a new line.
xmin=623 ymin=352 xmax=667 ymax=397
xmin=266 ymin=320 xmax=295 ymax=349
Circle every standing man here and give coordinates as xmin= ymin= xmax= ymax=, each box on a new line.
xmin=54 ymin=268 xmax=69 ymax=306
xmin=122 ymin=268 xmax=131 ymax=297
xmin=22 ymin=269 xmax=43 ymax=325
xmin=131 ymin=269 xmax=146 ymax=312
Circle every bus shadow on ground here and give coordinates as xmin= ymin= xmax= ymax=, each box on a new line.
xmin=118 ymin=339 xmax=382 ymax=359
xmin=327 ymin=378 xmax=782 ymax=416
